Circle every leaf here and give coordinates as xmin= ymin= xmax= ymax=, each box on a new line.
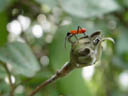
xmin=49 ymin=25 xmax=92 ymax=96
xmin=0 ymin=0 xmax=11 ymax=12
xmin=0 ymin=11 xmax=8 ymax=46
xmin=49 ymin=26 xmax=71 ymax=70
xmin=0 ymin=42 xmax=40 ymax=77
xmin=41 ymin=86 xmax=59 ymax=96
xmin=0 ymin=66 xmax=6 ymax=79
xmin=57 ymin=69 xmax=92 ymax=96
xmin=60 ymin=0 xmax=119 ymax=18
xmin=116 ymin=29 xmax=128 ymax=54
xmin=35 ymin=0 xmax=58 ymax=8
xmin=117 ymin=0 xmax=128 ymax=8
xmin=0 ymin=81 xmax=10 ymax=94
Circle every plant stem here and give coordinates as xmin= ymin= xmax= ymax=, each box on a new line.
xmin=29 ymin=62 xmax=75 ymax=96
xmin=0 ymin=62 xmax=15 ymax=96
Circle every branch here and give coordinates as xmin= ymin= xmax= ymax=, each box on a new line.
xmin=0 ymin=62 xmax=15 ymax=96
xmin=29 ymin=62 xmax=75 ymax=96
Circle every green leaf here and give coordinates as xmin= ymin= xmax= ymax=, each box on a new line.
xmin=117 ymin=0 xmax=128 ymax=8
xmin=0 ymin=11 xmax=8 ymax=46
xmin=0 ymin=42 xmax=40 ymax=77
xmin=41 ymin=86 xmax=59 ymax=96
xmin=0 ymin=0 xmax=11 ymax=12
xmin=35 ymin=0 xmax=58 ymax=8
xmin=49 ymin=26 xmax=70 ymax=70
xmin=0 ymin=66 xmax=6 ymax=79
xmin=0 ymin=81 xmax=10 ymax=94
xmin=60 ymin=0 xmax=119 ymax=18
xmin=116 ymin=29 xmax=128 ymax=54
xmin=57 ymin=69 xmax=92 ymax=96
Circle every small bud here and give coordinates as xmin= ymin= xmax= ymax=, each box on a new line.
xmin=69 ymin=31 xmax=114 ymax=68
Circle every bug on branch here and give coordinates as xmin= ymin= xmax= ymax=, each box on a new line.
xmin=30 ymin=31 xmax=115 ymax=96
xmin=65 ymin=26 xmax=87 ymax=48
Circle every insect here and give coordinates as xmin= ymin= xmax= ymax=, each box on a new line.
xmin=65 ymin=26 xmax=87 ymax=48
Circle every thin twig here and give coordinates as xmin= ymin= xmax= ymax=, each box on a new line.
xmin=0 ymin=62 xmax=15 ymax=96
xmin=29 ymin=62 xmax=75 ymax=96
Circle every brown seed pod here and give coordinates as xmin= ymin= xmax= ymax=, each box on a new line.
xmin=69 ymin=31 xmax=114 ymax=68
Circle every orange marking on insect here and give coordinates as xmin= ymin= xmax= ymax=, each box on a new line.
xmin=70 ymin=28 xmax=86 ymax=35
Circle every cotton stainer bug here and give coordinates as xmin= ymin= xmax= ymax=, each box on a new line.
xmin=65 ymin=26 xmax=87 ymax=48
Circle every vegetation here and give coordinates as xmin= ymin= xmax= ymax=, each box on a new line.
xmin=0 ymin=0 xmax=128 ymax=96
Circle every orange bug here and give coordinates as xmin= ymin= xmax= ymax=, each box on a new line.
xmin=65 ymin=26 xmax=87 ymax=48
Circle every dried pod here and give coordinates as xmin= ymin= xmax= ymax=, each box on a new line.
xmin=69 ymin=31 xmax=114 ymax=68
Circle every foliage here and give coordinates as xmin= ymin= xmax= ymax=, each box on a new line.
xmin=0 ymin=0 xmax=128 ymax=96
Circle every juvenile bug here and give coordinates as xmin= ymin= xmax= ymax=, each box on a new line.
xmin=65 ymin=26 xmax=87 ymax=48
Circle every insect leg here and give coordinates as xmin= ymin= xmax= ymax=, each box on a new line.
xmin=83 ymin=32 xmax=86 ymax=36
xmin=79 ymin=26 xmax=82 ymax=29
xmin=73 ymin=26 xmax=81 ymax=40
xmin=79 ymin=26 xmax=86 ymax=36
xmin=77 ymin=26 xmax=80 ymax=34
xmin=68 ymin=34 xmax=74 ymax=44
xmin=65 ymin=33 xmax=73 ymax=48
xmin=74 ymin=35 xmax=78 ymax=40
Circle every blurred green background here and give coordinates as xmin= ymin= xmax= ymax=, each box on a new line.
xmin=0 ymin=0 xmax=128 ymax=96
